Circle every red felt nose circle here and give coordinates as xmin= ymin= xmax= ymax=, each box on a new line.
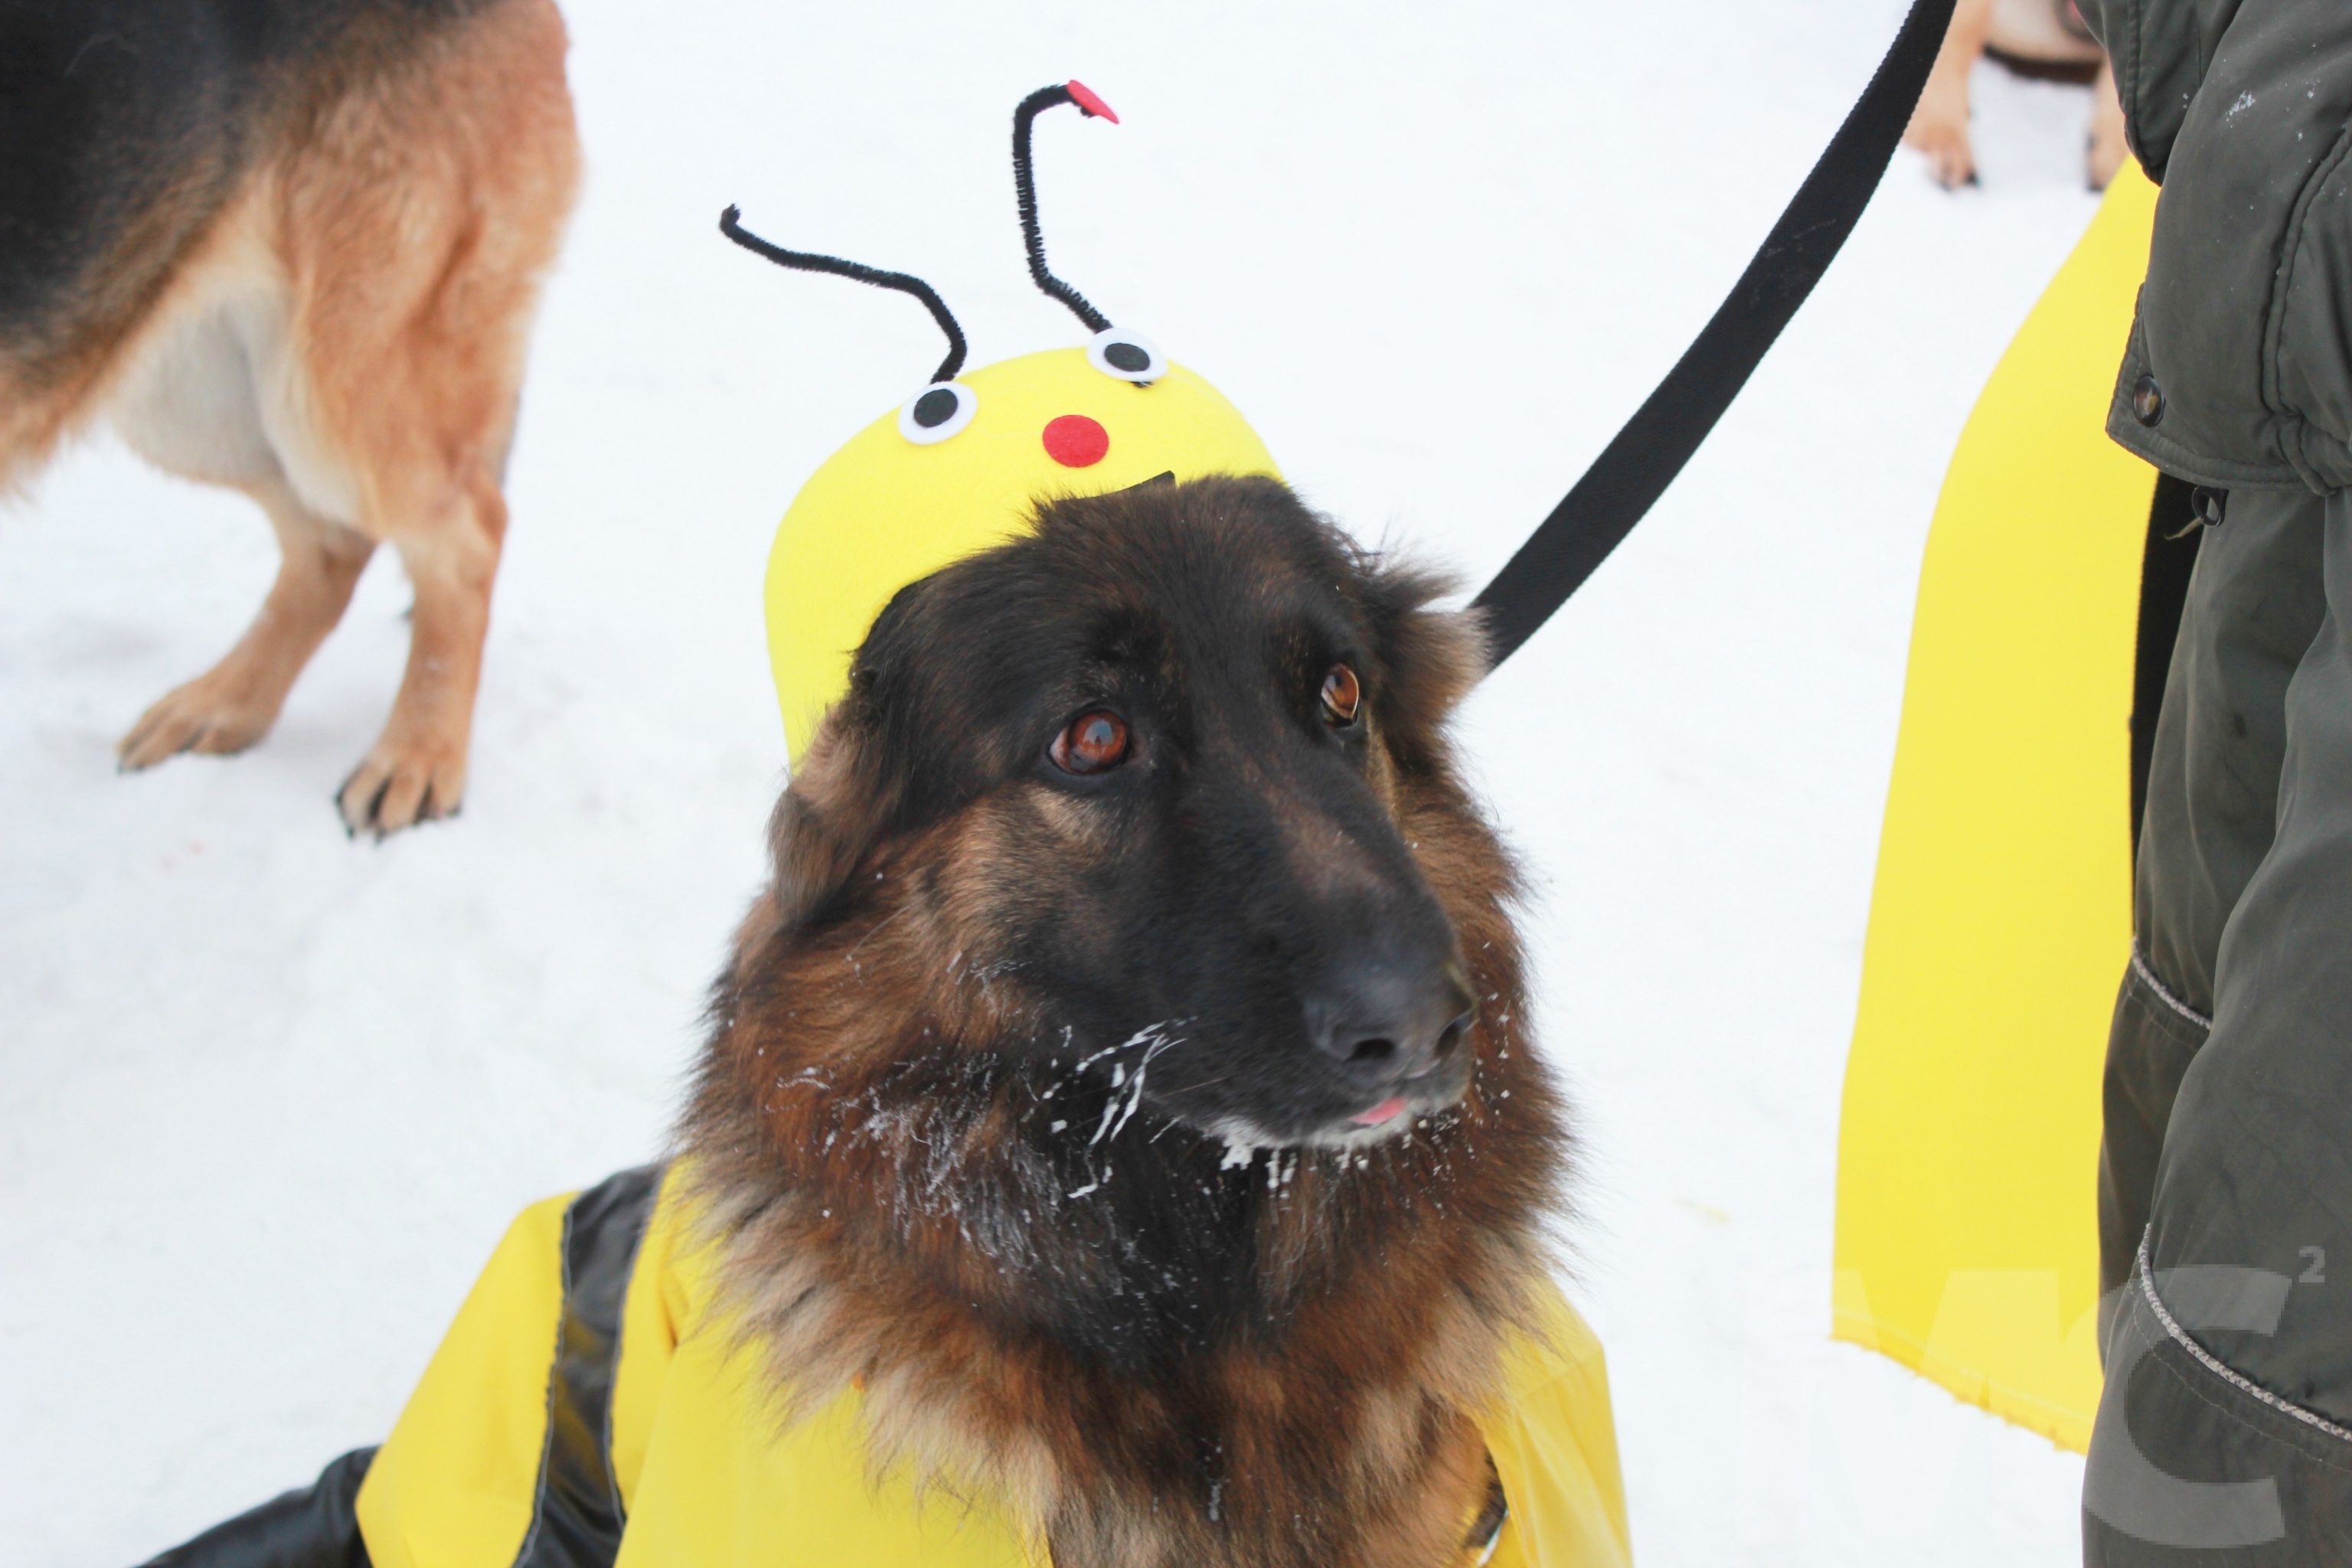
xmin=1042 ymin=414 xmax=1110 ymax=468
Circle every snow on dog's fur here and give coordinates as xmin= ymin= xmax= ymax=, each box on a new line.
xmin=682 ymin=476 xmax=1570 ymax=1568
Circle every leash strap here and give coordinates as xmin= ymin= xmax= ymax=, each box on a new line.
xmin=1474 ymin=0 xmax=1958 ymax=665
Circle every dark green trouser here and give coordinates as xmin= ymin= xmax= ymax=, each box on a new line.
xmin=2087 ymin=485 xmax=2352 ymax=1563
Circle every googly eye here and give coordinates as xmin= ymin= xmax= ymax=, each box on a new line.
xmin=1086 ymin=327 xmax=1165 ymax=384
xmin=898 ymin=381 xmax=977 ymax=445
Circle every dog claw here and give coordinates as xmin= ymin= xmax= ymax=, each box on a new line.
xmin=117 ymin=680 xmax=275 ymax=773
xmin=336 ymin=735 xmax=466 ymax=838
xmin=1905 ymin=113 xmax=1978 ymax=191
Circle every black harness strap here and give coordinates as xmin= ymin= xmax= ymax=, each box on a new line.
xmin=140 ymin=1168 xmax=664 ymax=1568
xmin=511 ymin=1163 xmax=664 ymax=1568
xmin=2129 ymin=475 xmax=2200 ymax=856
xmin=142 ymin=1447 xmax=378 ymax=1567
xmin=1474 ymin=0 xmax=1959 ymax=666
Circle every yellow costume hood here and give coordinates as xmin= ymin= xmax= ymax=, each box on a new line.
xmin=763 ymin=346 xmax=1277 ymax=763
xmin=725 ymin=80 xmax=1289 ymax=766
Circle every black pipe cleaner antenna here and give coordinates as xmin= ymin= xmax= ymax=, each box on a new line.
xmin=1013 ymin=81 xmax=1119 ymax=333
xmin=719 ymin=204 xmax=969 ymax=384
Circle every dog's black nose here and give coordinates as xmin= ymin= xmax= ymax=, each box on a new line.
xmin=1304 ymin=955 xmax=1476 ymax=1082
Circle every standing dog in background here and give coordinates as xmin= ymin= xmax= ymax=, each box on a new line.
xmin=0 ymin=0 xmax=578 ymax=835
xmin=1905 ymin=0 xmax=2127 ymax=189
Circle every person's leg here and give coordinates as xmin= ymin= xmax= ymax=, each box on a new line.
xmin=2086 ymin=484 xmax=2352 ymax=1563
xmin=2099 ymin=486 xmax=2324 ymax=1300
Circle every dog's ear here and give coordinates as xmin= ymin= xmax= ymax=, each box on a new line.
xmin=1363 ymin=560 xmax=1488 ymax=776
xmin=742 ymin=573 xmax=950 ymax=961
xmin=761 ymin=703 xmax=903 ymax=936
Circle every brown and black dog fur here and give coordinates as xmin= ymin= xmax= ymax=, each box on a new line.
xmin=683 ymin=475 xmax=1570 ymax=1568
xmin=0 ymin=0 xmax=577 ymax=834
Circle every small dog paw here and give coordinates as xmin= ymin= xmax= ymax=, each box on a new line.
xmin=117 ymin=678 xmax=276 ymax=771
xmin=1919 ymin=129 xmax=1975 ymax=188
xmin=337 ymin=735 xmax=466 ymax=838
xmin=1909 ymin=122 xmax=1978 ymax=189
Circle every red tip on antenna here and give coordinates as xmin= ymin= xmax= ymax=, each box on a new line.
xmin=1065 ymin=80 xmax=1119 ymax=123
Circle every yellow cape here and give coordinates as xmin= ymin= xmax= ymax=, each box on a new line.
xmin=1831 ymin=164 xmax=2160 ymax=1449
xmin=354 ymin=1167 xmax=1633 ymax=1566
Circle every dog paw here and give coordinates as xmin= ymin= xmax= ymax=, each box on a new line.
xmin=337 ymin=733 xmax=466 ymax=838
xmin=1904 ymin=114 xmax=1978 ymax=189
xmin=117 ymin=678 xmax=278 ymax=771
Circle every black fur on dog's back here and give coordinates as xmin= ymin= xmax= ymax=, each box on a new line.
xmin=0 ymin=0 xmax=498 ymax=381
xmin=686 ymin=475 xmax=1570 ymax=1568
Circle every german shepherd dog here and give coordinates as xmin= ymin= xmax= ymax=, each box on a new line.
xmin=684 ymin=475 xmax=1569 ymax=1568
xmin=0 ymin=0 xmax=577 ymax=835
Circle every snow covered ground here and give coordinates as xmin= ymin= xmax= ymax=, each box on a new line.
xmin=1 ymin=3 xmax=2113 ymax=1562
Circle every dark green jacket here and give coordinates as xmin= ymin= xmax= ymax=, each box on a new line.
xmin=2081 ymin=5 xmax=2352 ymax=1564
xmin=2088 ymin=0 xmax=2352 ymax=493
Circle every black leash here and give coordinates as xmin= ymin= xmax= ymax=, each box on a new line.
xmin=1474 ymin=0 xmax=1958 ymax=666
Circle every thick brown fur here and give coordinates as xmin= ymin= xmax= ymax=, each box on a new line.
xmin=1903 ymin=0 xmax=2128 ymax=189
xmin=0 ymin=0 xmax=578 ymax=834
xmin=682 ymin=477 xmax=1570 ymax=1568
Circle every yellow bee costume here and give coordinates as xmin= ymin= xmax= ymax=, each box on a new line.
xmin=149 ymin=84 xmax=1631 ymax=1568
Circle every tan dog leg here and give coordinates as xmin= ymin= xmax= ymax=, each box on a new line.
xmin=2088 ymin=56 xmax=2128 ymax=188
xmin=118 ymin=476 xmax=375 ymax=769
xmin=274 ymin=0 xmax=574 ymax=836
xmin=1905 ymin=0 xmax=1994 ymax=188
xmin=335 ymin=472 xmax=504 ymax=835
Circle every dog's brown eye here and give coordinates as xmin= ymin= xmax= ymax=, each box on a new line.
xmin=1320 ymin=665 xmax=1361 ymax=727
xmin=1051 ymin=709 xmax=1131 ymax=774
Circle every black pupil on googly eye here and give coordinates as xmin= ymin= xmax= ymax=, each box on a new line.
xmin=913 ymin=387 xmax=959 ymax=428
xmin=1102 ymin=341 xmax=1152 ymax=373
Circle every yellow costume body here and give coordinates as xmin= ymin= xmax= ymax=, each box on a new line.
xmin=354 ymin=1165 xmax=1632 ymax=1568
xmin=1831 ymin=165 xmax=2161 ymax=1448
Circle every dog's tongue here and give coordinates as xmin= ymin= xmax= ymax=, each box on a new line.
xmin=1351 ymin=1096 xmax=1408 ymax=1127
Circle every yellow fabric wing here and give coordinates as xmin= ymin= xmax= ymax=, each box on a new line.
xmin=1831 ymin=163 xmax=2160 ymax=1450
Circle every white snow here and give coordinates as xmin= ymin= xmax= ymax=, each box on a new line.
xmin=1 ymin=3 xmax=2105 ymax=1562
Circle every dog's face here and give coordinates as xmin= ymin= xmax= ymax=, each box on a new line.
xmin=769 ymin=475 xmax=1491 ymax=1150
